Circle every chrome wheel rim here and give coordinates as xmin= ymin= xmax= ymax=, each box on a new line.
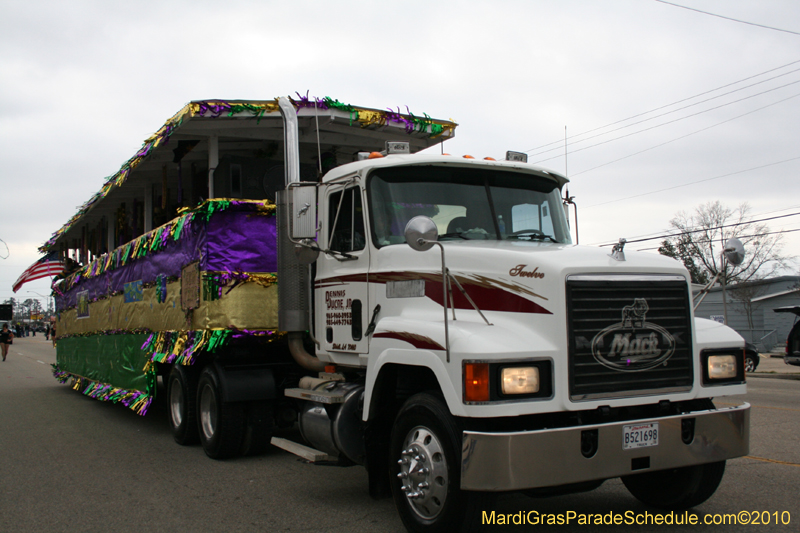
xmin=169 ymin=379 xmax=183 ymax=427
xmin=397 ymin=425 xmax=448 ymax=520
xmin=199 ymin=383 xmax=217 ymax=440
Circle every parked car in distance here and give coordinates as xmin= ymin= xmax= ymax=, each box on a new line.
xmin=774 ymin=306 xmax=800 ymax=367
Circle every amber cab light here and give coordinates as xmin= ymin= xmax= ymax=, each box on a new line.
xmin=464 ymin=363 xmax=490 ymax=402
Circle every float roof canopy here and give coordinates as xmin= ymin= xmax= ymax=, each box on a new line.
xmin=42 ymin=96 xmax=457 ymax=252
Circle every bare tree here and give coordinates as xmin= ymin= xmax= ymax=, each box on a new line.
xmin=659 ymin=201 xmax=791 ymax=285
xmin=729 ymin=283 xmax=769 ymax=330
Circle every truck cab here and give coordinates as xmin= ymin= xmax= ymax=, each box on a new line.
xmin=281 ymin=145 xmax=749 ymax=532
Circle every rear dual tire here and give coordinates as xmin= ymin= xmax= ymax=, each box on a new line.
xmin=196 ymin=366 xmax=276 ymax=459
xmin=167 ymin=365 xmax=199 ymax=445
xmin=198 ymin=366 xmax=245 ymax=459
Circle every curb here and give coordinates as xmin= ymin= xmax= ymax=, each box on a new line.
xmin=748 ymin=373 xmax=800 ymax=381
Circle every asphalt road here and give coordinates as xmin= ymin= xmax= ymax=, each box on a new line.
xmin=1 ymin=337 xmax=798 ymax=532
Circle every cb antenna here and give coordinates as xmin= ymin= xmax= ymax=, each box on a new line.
xmin=562 ymin=126 xmax=579 ymax=243
xmin=564 ymin=126 xmax=568 ymax=179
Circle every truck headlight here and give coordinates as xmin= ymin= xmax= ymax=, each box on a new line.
xmin=462 ymin=360 xmax=552 ymax=403
xmin=701 ymin=349 xmax=745 ymax=385
xmin=708 ymin=355 xmax=737 ymax=379
xmin=501 ymin=367 xmax=539 ymax=394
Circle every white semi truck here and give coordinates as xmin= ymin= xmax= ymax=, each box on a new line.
xmin=49 ymin=95 xmax=749 ymax=532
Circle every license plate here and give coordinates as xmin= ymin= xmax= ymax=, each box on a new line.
xmin=623 ymin=423 xmax=659 ymax=450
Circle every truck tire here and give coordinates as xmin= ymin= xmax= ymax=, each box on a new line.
xmin=390 ymin=393 xmax=491 ymax=533
xmin=622 ymin=460 xmax=726 ymax=510
xmin=240 ymin=401 xmax=274 ymax=456
xmin=197 ymin=366 xmax=245 ymax=459
xmin=167 ymin=365 xmax=199 ymax=445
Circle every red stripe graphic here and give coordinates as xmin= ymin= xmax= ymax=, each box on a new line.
xmin=316 ymin=271 xmax=552 ymax=315
xmin=373 ymin=331 xmax=444 ymax=351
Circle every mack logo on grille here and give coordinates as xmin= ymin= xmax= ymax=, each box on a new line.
xmin=590 ymin=298 xmax=676 ymax=372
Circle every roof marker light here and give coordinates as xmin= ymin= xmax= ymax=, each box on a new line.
xmin=506 ymin=151 xmax=528 ymax=163
xmin=386 ymin=141 xmax=410 ymax=154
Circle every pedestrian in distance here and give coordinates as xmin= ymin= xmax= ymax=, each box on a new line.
xmin=1 ymin=324 xmax=14 ymax=361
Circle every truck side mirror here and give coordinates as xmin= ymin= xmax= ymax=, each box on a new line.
xmin=404 ymin=216 xmax=438 ymax=251
xmin=290 ymin=185 xmax=317 ymax=240
xmin=723 ymin=238 xmax=745 ymax=267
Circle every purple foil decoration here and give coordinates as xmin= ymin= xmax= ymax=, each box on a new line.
xmin=141 ymin=333 xmax=155 ymax=350
xmin=293 ymin=92 xmax=330 ymax=112
xmin=55 ymin=212 xmax=277 ymax=309
xmin=196 ymin=103 xmax=229 ymax=118
xmin=385 ymin=107 xmax=415 ymax=133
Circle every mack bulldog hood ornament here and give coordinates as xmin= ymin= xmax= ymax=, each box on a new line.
xmin=590 ymin=298 xmax=676 ymax=372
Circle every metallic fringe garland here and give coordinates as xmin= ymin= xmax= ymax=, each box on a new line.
xmin=51 ymin=199 xmax=275 ymax=291
xmin=41 ymin=93 xmax=455 ymax=254
xmin=51 ymin=365 xmax=153 ymax=416
xmin=141 ymin=329 xmax=230 ymax=365
xmin=141 ymin=329 xmax=285 ymax=365
xmin=205 ymin=271 xmax=278 ymax=300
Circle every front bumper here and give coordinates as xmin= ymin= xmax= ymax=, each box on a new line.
xmin=785 ymin=355 xmax=800 ymax=367
xmin=461 ymin=403 xmax=749 ymax=491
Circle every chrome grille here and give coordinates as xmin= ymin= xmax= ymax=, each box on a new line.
xmin=566 ymin=275 xmax=694 ymax=401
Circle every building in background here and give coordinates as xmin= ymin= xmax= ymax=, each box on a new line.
xmin=694 ymin=276 xmax=800 ymax=352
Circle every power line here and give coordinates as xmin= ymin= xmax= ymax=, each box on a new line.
xmin=583 ymin=153 xmax=800 ymax=209
xmin=529 ymin=70 xmax=800 ymax=159
xmin=635 ymin=227 xmax=800 ymax=252
xmin=533 ymin=86 xmax=800 ymax=167
xmin=586 ymin=205 xmax=800 ymax=247
xmin=614 ymin=212 xmax=800 ymax=246
xmin=596 ymin=211 xmax=800 ymax=247
xmin=524 ymin=58 xmax=800 ymax=155
xmin=654 ymin=1 xmax=800 ymax=36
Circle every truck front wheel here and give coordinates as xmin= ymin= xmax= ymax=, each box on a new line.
xmin=622 ymin=460 xmax=726 ymax=510
xmin=390 ymin=393 xmax=490 ymax=533
xmin=197 ymin=366 xmax=245 ymax=459
xmin=167 ymin=365 xmax=199 ymax=445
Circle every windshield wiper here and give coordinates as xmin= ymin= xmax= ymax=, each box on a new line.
xmin=506 ymin=233 xmax=558 ymax=243
xmin=439 ymin=232 xmax=469 ymax=240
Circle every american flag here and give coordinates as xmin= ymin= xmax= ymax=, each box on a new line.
xmin=12 ymin=252 xmax=66 ymax=293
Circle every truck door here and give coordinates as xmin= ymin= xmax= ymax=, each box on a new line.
xmin=315 ymin=182 xmax=370 ymax=355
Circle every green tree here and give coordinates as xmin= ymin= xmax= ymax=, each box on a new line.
xmin=658 ymin=239 xmax=709 ymax=284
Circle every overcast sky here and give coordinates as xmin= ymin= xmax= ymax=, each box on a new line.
xmin=2 ymin=0 xmax=799 ymax=306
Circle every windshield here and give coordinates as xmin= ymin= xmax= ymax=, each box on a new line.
xmin=367 ymin=166 xmax=571 ymax=247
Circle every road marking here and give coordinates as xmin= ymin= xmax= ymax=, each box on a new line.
xmin=37 ymin=360 xmax=45 ymax=365
xmin=745 ymin=456 xmax=800 ymax=468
